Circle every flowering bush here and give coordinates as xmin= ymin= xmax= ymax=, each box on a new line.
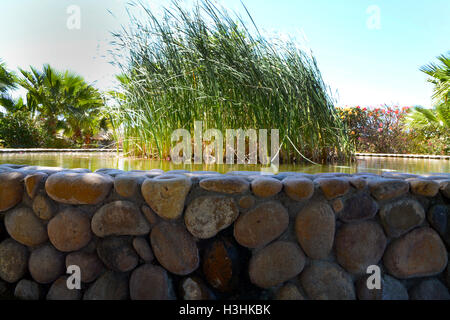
xmin=336 ymin=105 xmax=413 ymax=153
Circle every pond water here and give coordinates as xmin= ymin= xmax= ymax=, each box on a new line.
xmin=0 ymin=152 xmax=448 ymax=174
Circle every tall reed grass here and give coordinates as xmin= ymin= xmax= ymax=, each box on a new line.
xmin=109 ymin=0 xmax=353 ymax=163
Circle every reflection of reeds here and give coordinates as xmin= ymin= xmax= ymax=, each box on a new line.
xmin=109 ymin=0 xmax=352 ymax=163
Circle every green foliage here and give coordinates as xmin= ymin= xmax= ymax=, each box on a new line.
xmin=0 ymin=60 xmax=18 ymax=110
xmin=110 ymin=0 xmax=351 ymax=163
xmin=0 ymin=112 xmax=45 ymax=148
xmin=420 ymin=53 xmax=450 ymax=105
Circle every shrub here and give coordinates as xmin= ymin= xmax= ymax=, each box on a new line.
xmin=0 ymin=112 xmax=45 ymax=148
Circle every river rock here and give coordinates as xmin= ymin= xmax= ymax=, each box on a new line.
xmin=383 ymin=227 xmax=448 ymax=279
xmin=340 ymin=193 xmax=378 ymax=223
xmin=150 ymin=222 xmax=199 ymax=275
xmin=356 ymin=274 xmax=408 ymax=300
xmin=409 ymin=279 xmax=450 ymax=300
xmin=199 ymin=176 xmax=249 ymax=194
xmin=282 ymin=177 xmax=314 ymax=201
xmin=238 ymin=195 xmax=255 ymax=209
xmin=275 ymin=283 xmax=305 ymax=300
xmin=45 ymin=172 xmax=113 ymax=205
xmin=141 ymin=205 xmax=160 ymax=226
xmin=249 ymin=241 xmax=305 ymax=289
xmin=295 ymin=202 xmax=335 ymax=259
xmin=65 ymin=251 xmax=104 ymax=283
xmin=141 ymin=174 xmax=192 ymax=220
xmin=14 ymin=279 xmax=40 ymax=300
xmin=251 ymin=178 xmax=282 ymax=198
xmin=335 ymin=221 xmax=387 ymax=274
xmin=47 ymin=276 xmax=82 ymax=300
xmin=83 ymin=271 xmax=128 ymax=300
xmin=132 ymin=237 xmax=154 ymax=262
xmin=185 ymin=196 xmax=238 ymax=239
xmin=0 ymin=171 xmax=24 ymax=212
xmin=25 ymin=172 xmax=47 ymax=198
xmin=234 ymin=202 xmax=289 ymax=248
xmin=316 ymin=178 xmax=350 ymax=200
xmin=48 ymin=208 xmax=92 ymax=252
xmin=32 ymin=194 xmax=56 ymax=220
xmin=114 ymin=173 xmax=147 ymax=198
xmin=92 ymin=201 xmax=150 ymax=237
xmin=369 ymin=179 xmax=409 ymax=201
xmin=97 ymin=236 xmax=138 ymax=272
xmin=299 ymin=261 xmax=356 ymax=300
xmin=379 ymin=199 xmax=425 ymax=237
xmin=29 ymin=244 xmax=65 ymax=284
xmin=347 ymin=177 xmax=367 ymax=190
xmin=130 ymin=264 xmax=172 ymax=300
xmin=5 ymin=207 xmax=48 ymax=246
xmin=0 ymin=238 xmax=29 ymax=283
xmin=180 ymin=277 xmax=211 ymax=300
xmin=439 ymin=179 xmax=450 ymax=198
xmin=408 ymin=179 xmax=440 ymax=197
xmin=427 ymin=205 xmax=449 ymax=243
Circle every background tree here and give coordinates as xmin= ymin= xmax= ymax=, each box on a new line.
xmin=420 ymin=53 xmax=450 ymax=105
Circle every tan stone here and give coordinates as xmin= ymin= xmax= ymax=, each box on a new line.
xmin=5 ymin=207 xmax=48 ymax=247
xmin=24 ymin=172 xmax=48 ymax=198
xmin=32 ymin=194 xmax=56 ymax=220
xmin=379 ymin=198 xmax=425 ymax=237
xmin=199 ymin=176 xmax=249 ymax=194
xmin=141 ymin=174 xmax=192 ymax=220
xmin=114 ymin=173 xmax=147 ymax=198
xmin=251 ymin=177 xmax=282 ymax=198
xmin=408 ymin=179 xmax=440 ymax=197
xmin=369 ymin=179 xmax=409 ymax=201
xmin=238 ymin=195 xmax=255 ymax=209
xmin=347 ymin=177 xmax=367 ymax=190
xmin=0 ymin=171 xmax=24 ymax=212
xmin=316 ymin=178 xmax=350 ymax=200
xmin=180 ymin=277 xmax=211 ymax=300
xmin=282 ymin=177 xmax=314 ymax=201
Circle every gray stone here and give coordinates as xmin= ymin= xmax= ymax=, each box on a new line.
xmin=275 ymin=283 xmax=305 ymax=300
xmin=409 ymin=279 xmax=450 ymax=300
xmin=28 ymin=244 xmax=65 ymax=284
xmin=380 ymin=199 xmax=425 ymax=237
xmin=47 ymin=276 xmax=82 ymax=300
xmin=132 ymin=237 xmax=154 ymax=262
xmin=83 ymin=271 xmax=129 ymax=300
xmin=97 ymin=236 xmax=138 ymax=272
xmin=65 ymin=251 xmax=104 ymax=283
xmin=199 ymin=176 xmax=249 ymax=194
xmin=14 ymin=279 xmax=40 ymax=300
xmin=356 ymin=274 xmax=408 ymax=300
xmin=369 ymin=179 xmax=409 ymax=201
xmin=130 ymin=264 xmax=173 ymax=300
xmin=0 ymin=238 xmax=29 ymax=283
xmin=427 ymin=205 xmax=449 ymax=245
xmin=340 ymin=193 xmax=378 ymax=223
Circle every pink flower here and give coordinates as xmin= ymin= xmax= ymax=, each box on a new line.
xmin=377 ymin=128 xmax=383 ymax=132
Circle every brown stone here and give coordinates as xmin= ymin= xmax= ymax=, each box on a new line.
xmin=439 ymin=179 xmax=450 ymax=198
xmin=185 ymin=196 xmax=239 ymax=239
xmin=114 ymin=173 xmax=147 ymax=198
xmin=249 ymin=241 xmax=305 ymax=289
xmin=409 ymin=279 xmax=450 ymax=300
xmin=5 ymin=207 xmax=48 ymax=246
xmin=295 ymin=202 xmax=335 ymax=259
xmin=97 ymin=236 xmax=138 ymax=272
xmin=48 ymin=208 xmax=92 ymax=252
xmin=46 ymin=276 xmax=82 ymax=300
xmin=379 ymin=199 xmax=425 ymax=237
xmin=347 ymin=177 xmax=367 ymax=190
xmin=132 ymin=237 xmax=154 ymax=262
xmin=199 ymin=176 xmax=249 ymax=194
xmin=282 ymin=177 xmax=314 ymax=201
xmin=234 ymin=202 xmax=289 ymax=248
xmin=25 ymin=172 xmax=48 ymax=198
xmin=180 ymin=277 xmax=211 ymax=300
xmin=65 ymin=251 xmax=104 ymax=283
xmin=0 ymin=171 xmax=24 ymax=212
xmin=83 ymin=271 xmax=128 ymax=300
xmin=356 ymin=274 xmax=408 ymax=300
xmin=141 ymin=174 xmax=192 ymax=220
xmin=251 ymin=177 xmax=282 ymax=198
xmin=316 ymin=178 xmax=350 ymax=200
xmin=340 ymin=193 xmax=379 ymax=223
xmin=32 ymin=194 xmax=56 ymax=220
xmin=29 ymin=244 xmax=65 ymax=284
xmin=300 ymin=261 xmax=356 ymax=300
xmin=369 ymin=179 xmax=409 ymax=201
xmin=91 ymin=201 xmax=150 ymax=237
xmin=0 ymin=238 xmax=29 ymax=283
xmin=383 ymin=227 xmax=448 ymax=279
xmin=141 ymin=205 xmax=160 ymax=226
xmin=408 ymin=179 xmax=440 ymax=197
xmin=238 ymin=195 xmax=255 ymax=209
xmin=130 ymin=264 xmax=172 ymax=300
xmin=45 ymin=172 xmax=113 ymax=205
xmin=331 ymin=198 xmax=344 ymax=213
xmin=335 ymin=221 xmax=387 ymax=274
xmin=275 ymin=283 xmax=305 ymax=300
xmin=150 ymin=222 xmax=199 ymax=275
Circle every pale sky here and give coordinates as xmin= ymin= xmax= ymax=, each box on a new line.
xmin=1 ymin=0 xmax=449 ymax=107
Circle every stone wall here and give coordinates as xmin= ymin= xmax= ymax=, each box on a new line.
xmin=0 ymin=163 xmax=449 ymax=300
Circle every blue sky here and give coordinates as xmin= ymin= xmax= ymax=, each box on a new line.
xmin=1 ymin=0 xmax=449 ymax=107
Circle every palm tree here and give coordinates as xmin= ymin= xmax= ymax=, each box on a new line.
xmin=420 ymin=53 xmax=450 ymax=105
xmin=0 ymin=60 xmax=18 ymax=110
xmin=405 ymin=104 xmax=450 ymax=131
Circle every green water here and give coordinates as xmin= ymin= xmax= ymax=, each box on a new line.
xmin=0 ymin=152 xmax=448 ymax=174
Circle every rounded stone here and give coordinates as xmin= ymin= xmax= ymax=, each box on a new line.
xmin=29 ymin=244 xmax=65 ymax=284
xmin=347 ymin=177 xmax=367 ymax=190
xmin=335 ymin=221 xmax=387 ymax=274
xmin=141 ymin=174 xmax=192 ymax=220
xmin=408 ymin=179 xmax=440 ymax=197
xmin=25 ymin=172 xmax=48 ymax=198
xmin=439 ymin=179 xmax=450 ymax=198
xmin=32 ymin=194 xmax=56 ymax=220
xmin=251 ymin=177 xmax=282 ymax=198
xmin=203 ymin=238 xmax=240 ymax=293
xmin=300 ymin=261 xmax=356 ymax=300
xmin=65 ymin=251 xmax=104 ymax=283
xmin=185 ymin=196 xmax=239 ymax=239
xmin=369 ymin=179 xmax=409 ymax=201
xmin=46 ymin=276 xmax=82 ymax=300
xmin=340 ymin=193 xmax=379 ymax=223
xmin=331 ymin=198 xmax=344 ymax=213
xmin=282 ymin=177 xmax=314 ymax=201
xmin=409 ymin=279 xmax=450 ymax=300
xmin=48 ymin=208 xmax=92 ymax=252
xmin=91 ymin=201 xmax=150 ymax=237
xmin=249 ymin=241 xmax=306 ymax=289
xmin=83 ymin=271 xmax=128 ymax=300
xmin=383 ymin=227 xmax=448 ymax=279
xmin=0 ymin=171 xmax=24 ymax=212
xmin=45 ymin=172 xmax=113 ymax=205
xmin=5 ymin=207 xmax=48 ymax=247
xmin=132 ymin=237 xmax=154 ymax=262
xmin=114 ymin=173 xmax=147 ymax=198
xmin=275 ymin=283 xmax=305 ymax=300
xmin=379 ymin=199 xmax=425 ymax=237
xmin=130 ymin=264 xmax=172 ymax=300
xmin=150 ymin=222 xmax=199 ymax=275
xmin=14 ymin=279 xmax=40 ymax=300
xmin=180 ymin=277 xmax=211 ymax=300
xmin=316 ymin=178 xmax=350 ymax=200
xmin=295 ymin=202 xmax=335 ymax=259
xmin=238 ymin=195 xmax=255 ymax=209
xmin=427 ymin=205 xmax=449 ymax=239
xmin=141 ymin=205 xmax=160 ymax=226
xmin=96 ymin=236 xmax=139 ymax=272
xmin=356 ymin=274 xmax=408 ymax=300
xmin=0 ymin=238 xmax=29 ymax=283
xmin=199 ymin=176 xmax=249 ymax=194
xmin=234 ymin=202 xmax=289 ymax=248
